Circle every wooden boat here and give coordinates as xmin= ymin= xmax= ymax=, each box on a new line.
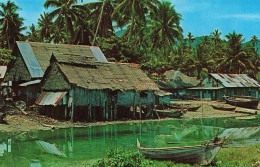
xmin=137 ymin=137 xmax=227 ymax=165
xmin=211 ymin=104 xmax=236 ymax=111
xmin=223 ymin=96 xmax=259 ymax=109
xmin=156 ymin=109 xmax=184 ymax=118
xmin=170 ymin=104 xmax=201 ymax=112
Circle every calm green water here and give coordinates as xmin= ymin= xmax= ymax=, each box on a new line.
xmin=0 ymin=117 xmax=259 ymax=167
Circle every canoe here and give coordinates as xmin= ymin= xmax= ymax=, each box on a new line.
xmin=170 ymin=104 xmax=201 ymax=112
xmin=223 ymin=96 xmax=259 ymax=109
xmin=156 ymin=109 xmax=184 ymax=118
xmin=211 ymin=104 xmax=236 ymax=111
xmin=137 ymin=137 xmax=227 ymax=165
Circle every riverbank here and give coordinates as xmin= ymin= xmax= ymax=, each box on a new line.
xmin=0 ymin=100 xmax=258 ymax=133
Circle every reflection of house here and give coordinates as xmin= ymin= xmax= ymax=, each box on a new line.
xmin=157 ymin=70 xmax=200 ymax=96
xmin=4 ymin=41 xmax=107 ymax=105
xmin=36 ymin=53 xmax=159 ymax=121
xmin=188 ymin=73 xmax=260 ymax=100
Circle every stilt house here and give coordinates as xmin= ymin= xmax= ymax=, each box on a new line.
xmin=188 ymin=73 xmax=260 ymax=100
xmin=36 ymin=53 xmax=159 ymax=121
xmin=4 ymin=41 xmax=107 ymax=105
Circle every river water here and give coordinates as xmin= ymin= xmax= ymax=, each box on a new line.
xmin=0 ymin=117 xmax=259 ymax=167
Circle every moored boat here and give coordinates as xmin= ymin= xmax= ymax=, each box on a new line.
xmin=169 ymin=104 xmax=201 ymax=111
xmin=223 ymin=96 xmax=259 ymax=109
xmin=211 ymin=104 xmax=236 ymax=111
xmin=156 ymin=109 xmax=184 ymax=118
xmin=137 ymin=136 xmax=227 ymax=165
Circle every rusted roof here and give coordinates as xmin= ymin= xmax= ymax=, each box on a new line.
xmin=57 ymin=62 xmax=159 ymax=91
xmin=35 ymin=92 xmax=67 ymax=106
xmin=0 ymin=66 xmax=7 ymax=79
xmin=210 ymin=73 xmax=260 ymax=87
xmin=15 ymin=41 xmax=107 ymax=77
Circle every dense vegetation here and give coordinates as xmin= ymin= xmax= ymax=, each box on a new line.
xmin=0 ymin=0 xmax=259 ymax=81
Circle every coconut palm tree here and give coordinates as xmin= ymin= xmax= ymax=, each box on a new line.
xmin=26 ymin=24 xmax=40 ymax=42
xmin=250 ymin=35 xmax=258 ymax=48
xmin=44 ymin=0 xmax=83 ymax=43
xmin=187 ymin=32 xmax=195 ymax=47
xmin=87 ymin=0 xmax=116 ymax=45
xmin=211 ymin=29 xmax=222 ymax=46
xmin=216 ymin=31 xmax=254 ymax=74
xmin=0 ymin=0 xmax=26 ymax=49
xmin=113 ymin=0 xmax=159 ymax=43
xmin=145 ymin=0 xmax=182 ymax=61
xmin=38 ymin=12 xmax=53 ymax=42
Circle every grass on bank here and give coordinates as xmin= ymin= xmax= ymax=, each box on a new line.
xmin=89 ymin=144 xmax=260 ymax=167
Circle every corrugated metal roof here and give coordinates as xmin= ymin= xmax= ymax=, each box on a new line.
xmin=90 ymin=46 xmax=108 ymax=62
xmin=0 ymin=66 xmax=7 ymax=79
xmin=210 ymin=73 xmax=260 ymax=87
xmin=19 ymin=79 xmax=41 ymax=87
xmin=188 ymin=87 xmax=224 ymax=90
xmin=35 ymin=92 xmax=67 ymax=106
xmin=17 ymin=42 xmax=44 ymax=78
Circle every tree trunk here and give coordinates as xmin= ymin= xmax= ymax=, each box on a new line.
xmin=92 ymin=0 xmax=106 ymax=46
xmin=127 ymin=13 xmax=135 ymax=43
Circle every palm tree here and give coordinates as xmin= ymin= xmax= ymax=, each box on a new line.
xmin=250 ymin=35 xmax=258 ymax=48
xmin=145 ymin=0 xmax=183 ymax=61
xmin=113 ymin=0 xmax=159 ymax=43
xmin=187 ymin=32 xmax=195 ymax=47
xmin=26 ymin=24 xmax=40 ymax=42
xmin=216 ymin=31 xmax=254 ymax=74
xmin=38 ymin=12 xmax=53 ymax=42
xmin=202 ymin=35 xmax=210 ymax=46
xmin=87 ymin=0 xmax=116 ymax=45
xmin=44 ymin=0 xmax=83 ymax=43
xmin=211 ymin=29 xmax=222 ymax=46
xmin=0 ymin=0 xmax=26 ymax=49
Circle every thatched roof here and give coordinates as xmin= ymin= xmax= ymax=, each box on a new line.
xmin=5 ymin=41 xmax=107 ymax=81
xmin=158 ymin=70 xmax=200 ymax=89
xmin=58 ymin=62 xmax=159 ymax=91
xmin=43 ymin=54 xmax=159 ymax=92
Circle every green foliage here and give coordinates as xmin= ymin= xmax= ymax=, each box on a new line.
xmin=214 ymin=144 xmax=260 ymax=167
xmin=92 ymin=147 xmax=152 ymax=167
xmin=96 ymin=36 xmax=141 ymax=63
xmin=0 ymin=48 xmax=15 ymax=65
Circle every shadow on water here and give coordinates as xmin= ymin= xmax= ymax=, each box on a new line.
xmin=0 ymin=117 xmax=259 ymax=166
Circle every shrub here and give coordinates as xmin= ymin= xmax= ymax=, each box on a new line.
xmin=92 ymin=147 xmax=152 ymax=167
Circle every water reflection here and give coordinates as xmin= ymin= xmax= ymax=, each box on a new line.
xmin=0 ymin=117 xmax=259 ymax=167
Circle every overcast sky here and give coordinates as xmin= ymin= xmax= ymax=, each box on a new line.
xmin=5 ymin=0 xmax=260 ymax=41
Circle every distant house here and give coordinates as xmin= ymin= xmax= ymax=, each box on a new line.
xmin=36 ymin=53 xmax=159 ymax=122
xmin=4 ymin=41 xmax=107 ymax=105
xmin=0 ymin=66 xmax=7 ymax=105
xmin=188 ymin=73 xmax=260 ymax=100
xmin=157 ymin=70 xmax=200 ymax=97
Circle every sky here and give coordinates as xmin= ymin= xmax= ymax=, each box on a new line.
xmin=3 ymin=0 xmax=260 ymax=41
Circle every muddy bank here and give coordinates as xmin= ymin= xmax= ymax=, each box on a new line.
xmin=0 ymin=100 xmax=258 ymax=133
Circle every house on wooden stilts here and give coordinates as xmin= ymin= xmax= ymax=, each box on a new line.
xmin=36 ymin=53 xmax=159 ymax=122
xmin=4 ymin=41 xmax=107 ymax=105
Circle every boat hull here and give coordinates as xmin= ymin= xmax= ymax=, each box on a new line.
xmin=156 ymin=110 xmax=183 ymax=118
xmin=211 ymin=104 xmax=236 ymax=111
xmin=223 ymin=96 xmax=259 ymax=109
xmin=137 ymin=138 xmax=226 ymax=165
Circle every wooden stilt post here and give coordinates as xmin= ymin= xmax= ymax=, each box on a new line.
xmin=139 ymin=101 xmax=142 ymax=119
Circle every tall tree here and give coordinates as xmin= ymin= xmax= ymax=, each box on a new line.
xmin=250 ymin=35 xmax=258 ymax=48
xmin=145 ymin=0 xmax=183 ymax=61
xmin=44 ymin=0 xmax=83 ymax=43
xmin=113 ymin=0 xmax=159 ymax=43
xmin=211 ymin=29 xmax=222 ymax=46
xmin=187 ymin=32 xmax=195 ymax=47
xmin=38 ymin=12 xmax=53 ymax=42
xmin=26 ymin=24 xmax=40 ymax=42
xmin=0 ymin=0 xmax=26 ymax=49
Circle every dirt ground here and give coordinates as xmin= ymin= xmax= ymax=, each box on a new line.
xmin=0 ymin=100 xmax=259 ymax=133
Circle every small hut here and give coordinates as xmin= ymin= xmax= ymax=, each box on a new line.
xmin=4 ymin=41 xmax=107 ymax=105
xmin=157 ymin=70 xmax=200 ymax=98
xmin=36 ymin=53 xmax=159 ymax=121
